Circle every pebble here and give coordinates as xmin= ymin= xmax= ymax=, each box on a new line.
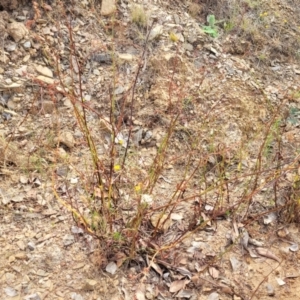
xmin=71 ymin=293 xmax=84 ymax=300
xmin=16 ymin=240 xmax=26 ymax=250
xmin=5 ymin=42 xmax=17 ymax=52
xmin=27 ymin=241 xmax=36 ymax=251
xmin=35 ymin=64 xmax=53 ymax=78
xmin=57 ymin=131 xmax=75 ymax=149
xmin=183 ymin=43 xmax=193 ymax=51
xmin=36 ymin=75 xmax=54 ymax=84
xmin=4 ymin=287 xmax=18 ymax=297
xmin=82 ymin=279 xmax=98 ymax=291
xmin=24 ymin=293 xmax=42 ymax=300
xmin=23 ymin=41 xmax=31 ymax=48
xmin=7 ymin=22 xmax=29 ymax=42
xmin=63 ymin=234 xmax=75 ymax=246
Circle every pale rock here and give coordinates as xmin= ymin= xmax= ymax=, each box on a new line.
xmin=58 ymin=131 xmax=75 ymax=149
xmin=23 ymin=41 xmax=31 ymax=48
xmin=16 ymin=240 xmax=26 ymax=250
xmin=23 ymin=54 xmax=31 ymax=62
xmin=0 ymin=53 xmax=9 ymax=63
xmin=16 ymin=65 xmax=27 ymax=76
xmin=36 ymin=75 xmax=54 ymax=84
xmin=24 ymin=293 xmax=41 ymax=300
xmin=101 ymin=0 xmax=116 ymax=16
xmin=117 ymin=53 xmax=134 ymax=61
xmin=183 ymin=43 xmax=193 ymax=51
xmin=5 ymin=41 xmax=17 ymax=52
xmin=35 ymin=65 xmax=53 ymax=78
xmin=82 ymin=279 xmax=98 ymax=291
xmin=7 ymin=22 xmax=29 ymax=42
xmin=149 ymin=25 xmax=163 ymax=41
xmin=15 ymin=252 xmax=28 ymax=260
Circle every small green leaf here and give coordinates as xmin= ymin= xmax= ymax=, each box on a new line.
xmin=207 ymin=14 xmax=216 ymax=28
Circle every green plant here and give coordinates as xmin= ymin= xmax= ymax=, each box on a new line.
xmin=287 ymin=107 xmax=300 ymax=125
xmin=202 ymin=14 xmax=218 ymax=38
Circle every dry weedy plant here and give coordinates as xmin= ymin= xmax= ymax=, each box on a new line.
xmin=16 ymin=1 xmax=300 ymax=277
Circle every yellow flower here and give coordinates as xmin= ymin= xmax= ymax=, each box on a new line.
xmin=169 ymin=32 xmax=179 ymax=42
xmin=134 ymin=183 xmax=142 ymax=192
xmin=114 ymin=165 xmax=121 ymax=171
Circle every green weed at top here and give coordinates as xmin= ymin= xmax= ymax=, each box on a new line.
xmin=202 ymin=14 xmax=218 ymax=38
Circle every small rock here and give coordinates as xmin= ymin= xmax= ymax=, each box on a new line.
xmin=58 ymin=131 xmax=75 ymax=149
xmin=7 ymin=22 xmax=29 ymax=42
xmin=183 ymin=43 xmax=194 ymax=51
xmin=117 ymin=53 xmax=134 ymax=61
xmin=92 ymin=53 xmax=112 ymax=64
xmin=16 ymin=240 xmax=26 ymax=250
xmin=84 ymin=94 xmax=91 ymax=101
xmin=82 ymin=279 xmax=98 ymax=291
xmin=71 ymin=225 xmax=84 ymax=234
xmin=208 ymin=292 xmax=219 ymax=300
xmin=27 ymin=241 xmax=35 ymax=251
xmin=106 ymin=261 xmax=118 ymax=275
xmin=36 ymin=269 xmax=48 ymax=277
xmin=4 ymin=287 xmax=18 ymax=297
xmin=15 ymin=252 xmax=28 ymax=260
xmin=266 ymin=283 xmax=275 ymax=296
xmin=173 ymin=14 xmax=180 ymax=24
xmin=24 ymin=293 xmax=41 ymax=300
xmin=5 ymin=272 xmax=16 ymax=283
xmin=23 ymin=54 xmax=30 ymax=62
xmin=23 ymin=41 xmax=31 ymax=48
xmin=36 ymin=75 xmax=54 ymax=84
xmin=35 ymin=65 xmax=53 ymax=78
xmin=101 ymin=0 xmax=116 ymax=16
xmin=71 ymin=293 xmax=84 ymax=300
xmin=5 ymin=41 xmax=17 ymax=52
xmin=56 ymin=165 xmax=69 ymax=177
xmin=149 ymin=25 xmax=163 ymax=41
xmin=8 ymin=255 xmax=15 ymax=263
xmin=63 ymin=234 xmax=75 ymax=246
xmin=93 ymin=69 xmax=100 ymax=75
xmin=0 ymin=53 xmax=9 ymax=63
xmin=114 ymin=86 xmax=124 ymax=95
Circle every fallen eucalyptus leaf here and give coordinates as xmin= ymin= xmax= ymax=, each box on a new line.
xmin=248 ymin=238 xmax=264 ymax=247
xmin=209 ymin=266 xmax=219 ymax=279
xmin=229 ymin=256 xmax=240 ymax=271
xmin=239 ymin=228 xmax=249 ymax=249
xmin=169 ymin=279 xmax=189 ymax=293
xmin=256 ymin=247 xmax=281 ymax=262
xmin=177 ymin=267 xmax=192 ymax=279
xmin=150 ymin=260 xmax=163 ymax=276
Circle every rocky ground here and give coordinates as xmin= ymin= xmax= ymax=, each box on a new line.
xmin=1 ymin=0 xmax=300 ymax=299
